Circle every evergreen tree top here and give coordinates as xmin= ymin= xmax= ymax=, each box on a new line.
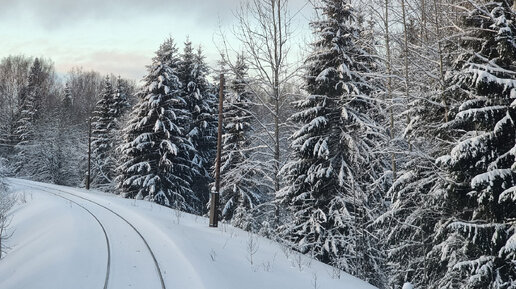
xmin=101 ymin=75 xmax=113 ymax=93
xmin=27 ymin=58 xmax=43 ymax=87
xmin=153 ymin=37 xmax=181 ymax=69
xmin=307 ymin=0 xmax=376 ymax=102
xmin=143 ymin=39 xmax=182 ymax=98
xmin=63 ymin=82 xmax=72 ymax=107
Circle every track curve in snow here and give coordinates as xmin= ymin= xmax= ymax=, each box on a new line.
xmin=10 ymin=180 xmax=166 ymax=289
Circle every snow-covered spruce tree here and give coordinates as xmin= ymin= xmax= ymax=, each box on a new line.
xmin=91 ymin=76 xmax=116 ymax=189
xmin=13 ymin=63 xmax=38 ymax=177
xmin=19 ymin=88 xmax=83 ymax=186
xmin=111 ymin=76 xmax=130 ymax=121
xmin=13 ymin=101 xmax=35 ymax=177
xmin=375 ymin=0 xmax=458 ymax=287
xmin=427 ymin=1 xmax=516 ymax=288
xmin=193 ymin=47 xmax=218 ymax=210
xmin=110 ymin=76 xmax=131 ymax=191
xmin=179 ymin=41 xmax=217 ymax=212
xmin=18 ymin=58 xmax=45 ymax=120
xmin=13 ymin=58 xmax=53 ymax=176
xmin=63 ymin=82 xmax=73 ymax=115
xmin=53 ymin=90 xmax=84 ymax=186
xmin=13 ymin=59 xmax=79 ymax=184
xmin=278 ymin=0 xmax=386 ymax=285
xmin=219 ymin=54 xmax=267 ymax=229
xmin=117 ymin=38 xmax=198 ymax=212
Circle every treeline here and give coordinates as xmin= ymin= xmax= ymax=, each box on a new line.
xmin=1 ymin=0 xmax=516 ymax=288
xmin=0 ymin=56 xmax=136 ymax=186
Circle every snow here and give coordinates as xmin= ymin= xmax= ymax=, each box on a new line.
xmin=466 ymin=67 xmax=516 ymax=91
xmin=501 ymin=230 xmax=516 ymax=253
xmin=315 ymin=67 xmax=335 ymax=82
xmin=500 ymin=186 xmax=516 ymax=203
xmin=455 ymin=106 xmax=505 ymax=123
xmin=470 ymin=168 xmax=512 ymax=189
xmin=402 ymin=282 xmax=414 ymax=289
xmin=0 ymin=179 xmax=376 ymax=289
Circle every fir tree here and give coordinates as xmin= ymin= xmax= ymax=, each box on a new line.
xmin=429 ymin=1 xmax=516 ymax=288
xmin=179 ymin=41 xmax=217 ymax=213
xmin=117 ymin=38 xmax=197 ymax=212
xmin=52 ymin=91 xmax=82 ymax=186
xmin=19 ymin=58 xmax=45 ymax=120
xmin=278 ymin=0 xmax=386 ymax=285
xmin=13 ymin=58 xmax=42 ymax=176
xmin=219 ymin=54 xmax=266 ymax=229
xmin=62 ymin=82 xmax=73 ymax=117
xmin=91 ymin=76 xmax=116 ymax=189
xmin=110 ymin=76 xmax=131 ymax=191
xmin=377 ymin=2 xmax=455 ymax=287
xmin=13 ymin=86 xmax=35 ymax=176
xmin=111 ymin=76 xmax=130 ymax=121
xmin=16 ymin=89 xmax=83 ymax=186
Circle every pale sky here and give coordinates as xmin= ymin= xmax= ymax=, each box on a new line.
xmin=1 ymin=0 xmax=312 ymax=80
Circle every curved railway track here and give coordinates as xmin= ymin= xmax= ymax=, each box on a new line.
xmin=11 ymin=180 xmax=166 ymax=289
xmin=24 ymin=186 xmax=112 ymax=289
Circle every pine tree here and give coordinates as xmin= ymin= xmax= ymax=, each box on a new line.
xmin=278 ymin=0 xmax=386 ymax=285
xmin=91 ymin=76 xmax=116 ymax=189
xmin=219 ymin=54 xmax=267 ymax=229
xmin=117 ymin=38 xmax=198 ymax=212
xmin=428 ymin=1 xmax=516 ymax=288
xmin=179 ymin=41 xmax=217 ymax=213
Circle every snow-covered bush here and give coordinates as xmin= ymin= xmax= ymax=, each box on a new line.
xmin=0 ymin=158 xmax=13 ymax=259
xmin=0 ymin=159 xmax=7 ymax=192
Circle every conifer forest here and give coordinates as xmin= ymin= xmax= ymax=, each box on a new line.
xmin=1 ymin=0 xmax=516 ymax=288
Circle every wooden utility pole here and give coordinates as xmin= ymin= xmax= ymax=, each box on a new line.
xmin=209 ymin=74 xmax=224 ymax=227
xmin=86 ymin=117 xmax=92 ymax=190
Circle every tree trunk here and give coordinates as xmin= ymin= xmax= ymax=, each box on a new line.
xmin=401 ymin=0 xmax=412 ymax=151
xmin=434 ymin=0 xmax=448 ymax=122
xmin=384 ymin=0 xmax=397 ymax=179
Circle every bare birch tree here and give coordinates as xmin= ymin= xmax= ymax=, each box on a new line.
xmin=218 ymin=0 xmax=301 ymax=197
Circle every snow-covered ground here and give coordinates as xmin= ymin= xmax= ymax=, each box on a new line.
xmin=0 ymin=178 xmax=377 ymax=289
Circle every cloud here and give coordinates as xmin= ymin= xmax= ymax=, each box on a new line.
xmin=0 ymin=0 xmax=239 ymax=30
xmin=57 ymin=49 xmax=151 ymax=80
xmin=1 ymin=35 xmax=150 ymax=79
xmin=0 ymin=0 xmax=309 ymax=30
xmin=0 ymin=0 xmax=312 ymax=80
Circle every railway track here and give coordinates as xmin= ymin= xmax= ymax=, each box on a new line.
xmin=11 ymin=180 xmax=166 ymax=289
